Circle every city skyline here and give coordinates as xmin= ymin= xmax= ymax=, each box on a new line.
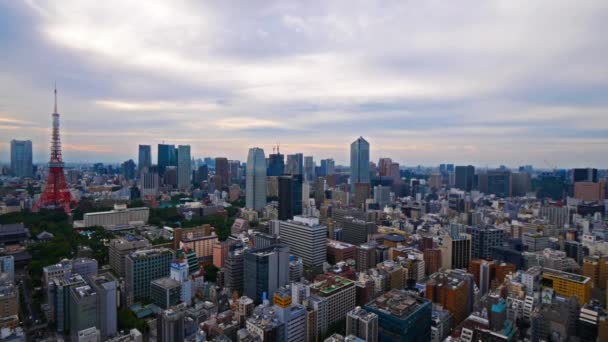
xmin=1 ymin=1 xmax=607 ymax=167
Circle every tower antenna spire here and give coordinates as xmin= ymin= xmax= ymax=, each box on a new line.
xmin=54 ymin=82 xmax=58 ymax=113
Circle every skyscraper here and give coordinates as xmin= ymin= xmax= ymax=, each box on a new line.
xmin=157 ymin=144 xmax=176 ymax=175
xmin=244 ymin=245 xmax=290 ymax=303
xmin=350 ymin=137 xmax=370 ymax=192
xmin=10 ymin=139 xmax=33 ymax=178
xmin=286 ymin=153 xmax=303 ymax=175
xmin=455 ymin=165 xmax=474 ymax=192
xmin=304 ymin=156 xmax=314 ymax=182
xmin=487 ymin=170 xmax=511 ymax=197
xmin=138 ymin=144 xmax=151 ymax=172
xmin=215 ymin=157 xmax=229 ymax=187
xmin=278 ymin=175 xmax=303 ymax=220
xmin=320 ymin=159 xmax=335 ymax=176
xmin=267 ymin=145 xmax=285 ymax=176
xmin=278 ymin=216 xmax=327 ymax=272
xmin=246 ymin=147 xmax=267 ymax=211
xmin=177 ymin=145 xmax=191 ymax=191
xmin=122 ymin=159 xmax=136 ymax=180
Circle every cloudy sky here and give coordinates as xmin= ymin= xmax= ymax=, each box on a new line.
xmin=1 ymin=1 xmax=607 ymax=167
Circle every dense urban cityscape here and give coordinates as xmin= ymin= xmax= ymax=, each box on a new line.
xmin=2 ymin=1 xmax=608 ymax=342
xmin=0 ymin=86 xmax=607 ymax=341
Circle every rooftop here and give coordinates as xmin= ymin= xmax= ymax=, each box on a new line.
xmin=151 ymin=277 xmax=181 ymax=289
xmin=365 ymin=289 xmax=428 ymax=319
xmin=327 ymin=239 xmax=355 ymax=249
xmin=543 ymin=268 xmax=590 ymax=284
xmin=311 ymin=276 xmax=354 ymax=296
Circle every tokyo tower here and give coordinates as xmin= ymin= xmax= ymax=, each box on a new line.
xmin=35 ymin=86 xmax=76 ymax=213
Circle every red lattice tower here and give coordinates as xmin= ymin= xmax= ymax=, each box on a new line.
xmin=35 ymin=87 xmax=76 ymax=213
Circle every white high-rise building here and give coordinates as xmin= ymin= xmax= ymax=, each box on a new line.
xmin=177 ymin=145 xmax=191 ymax=191
xmin=246 ymin=147 xmax=267 ymax=211
xmin=170 ymin=259 xmax=192 ymax=305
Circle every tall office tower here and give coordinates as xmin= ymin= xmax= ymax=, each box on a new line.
xmin=350 ymin=137 xmax=370 ymax=192
xmin=356 ymin=242 xmax=377 ymax=271
xmin=195 ymin=164 xmax=208 ymax=185
xmin=215 ymin=157 xmax=229 ymax=187
xmin=315 ymin=177 xmax=326 ymax=207
xmin=140 ymin=171 xmax=160 ymax=196
xmin=573 ymin=168 xmax=598 ymax=183
xmin=246 ymin=147 xmax=267 ymax=211
xmin=177 ymin=145 xmax=191 ymax=191
xmin=468 ymin=226 xmax=504 ymax=260
xmin=138 ymin=144 xmax=152 ymax=172
xmin=244 ymin=245 xmax=290 ymax=303
xmin=373 ymin=185 xmax=390 ymax=208
xmin=224 ymin=247 xmax=246 ymax=294
xmin=304 ymin=156 xmax=315 ymax=182
xmin=378 ymin=158 xmax=392 ymax=177
xmin=487 ymin=170 xmax=511 ymax=197
xmin=365 ymin=290 xmax=431 ymax=342
xmin=228 ymin=160 xmax=240 ymax=183
xmin=342 ymin=217 xmax=377 ymax=245
xmin=122 ymin=159 xmax=136 ymax=180
xmin=286 ymin=153 xmax=304 ymax=175
xmin=88 ymin=273 xmax=118 ymax=339
xmin=10 ymin=139 xmax=33 ymax=178
xmin=426 ymin=272 xmax=471 ymax=326
xmin=439 ymin=233 xmax=472 ymax=269
xmin=511 ymin=172 xmax=532 ymax=196
xmin=69 ymin=285 xmax=98 ymax=339
xmin=157 ymin=308 xmax=185 ymax=342
xmin=346 ymin=307 xmax=379 ymax=342
xmin=455 ymin=165 xmax=475 ymax=192
xmin=353 ymin=183 xmax=370 ymax=209
xmin=278 ymin=216 xmax=327 ymax=272
xmin=278 ymin=175 xmax=303 ymax=220
xmin=267 ymin=146 xmax=285 ymax=176
xmin=124 ymin=248 xmax=174 ymax=306
xmin=36 ymin=87 xmax=75 ymax=213
xmin=320 ymin=159 xmax=335 ymax=176
xmin=109 ymin=236 xmax=151 ymax=277
xmin=157 ymin=144 xmax=176 ymax=175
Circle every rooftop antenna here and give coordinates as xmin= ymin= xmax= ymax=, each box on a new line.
xmin=277 ymin=143 xmax=280 ymax=154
